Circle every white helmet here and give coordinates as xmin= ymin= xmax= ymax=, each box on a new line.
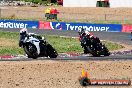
xmin=78 ymin=27 xmax=82 ymax=33
xmin=20 ymin=28 xmax=28 ymax=34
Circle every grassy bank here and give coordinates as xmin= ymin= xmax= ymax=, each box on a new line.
xmin=0 ymin=31 xmax=124 ymax=55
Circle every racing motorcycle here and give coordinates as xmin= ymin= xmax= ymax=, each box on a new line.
xmin=80 ymin=35 xmax=110 ymax=57
xmin=19 ymin=32 xmax=58 ymax=59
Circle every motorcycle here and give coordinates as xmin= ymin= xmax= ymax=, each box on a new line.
xmin=19 ymin=32 xmax=58 ymax=59
xmin=80 ymin=34 xmax=110 ymax=57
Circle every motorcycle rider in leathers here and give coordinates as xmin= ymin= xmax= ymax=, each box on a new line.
xmin=78 ymin=28 xmax=101 ymax=54
xmin=19 ymin=28 xmax=44 ymax=47
xmin=78 ymin=28 xmax=93 ymax=40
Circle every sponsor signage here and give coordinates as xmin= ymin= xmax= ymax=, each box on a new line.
xmin=39 ymin=21 xmax=52 ymax=29
xmin=39 ymin=21 xmax=63 ymax=30
xmin=0 ymin=20 xmax=39 ymax=29
xmin=90 ymin=79 xmax=131 ymax=85
xmin=79 ymin=69 xmax=131 ymax=86
xmin=122 ymin=24 xmax=132 ymax=32
xmin=39 ymin=21 xmax=122 ymax=32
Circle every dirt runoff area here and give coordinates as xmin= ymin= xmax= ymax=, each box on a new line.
xmin=0 ymin=60 xmax=131 ymax=88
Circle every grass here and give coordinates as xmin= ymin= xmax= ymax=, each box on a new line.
xmin=0 ymin=31 xmax=124 ymax=55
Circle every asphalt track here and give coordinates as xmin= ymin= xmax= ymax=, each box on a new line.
xmin=0 ymin=54 xmax=132 ymax=61
xmin=0 ymin=28 xmax=132 ymax=61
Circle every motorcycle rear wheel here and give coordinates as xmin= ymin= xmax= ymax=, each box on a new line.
xmin=102 ymin=45 xmax=110 ymax=56
xmin=46 ymin=44 xmax=58 ymax=58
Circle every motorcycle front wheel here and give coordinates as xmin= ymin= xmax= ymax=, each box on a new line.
xmin=87 ymin=45 xmax=101 ymax=57
xmin=24 ymin=43 xmax=38 ymax=59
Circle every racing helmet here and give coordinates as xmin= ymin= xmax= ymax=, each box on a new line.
xmin=20 ymin=28 xmax=28 ymax=35
xmin=78 ymin=27 xmax=85 ymax=36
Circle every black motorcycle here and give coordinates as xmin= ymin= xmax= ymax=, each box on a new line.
xmin=80 ymin=35 xmax=110 ymax=57
xmin=19 ymin=32 xmax=58 ymax=59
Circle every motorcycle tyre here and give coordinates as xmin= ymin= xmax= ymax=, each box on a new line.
xmin=46 ymin=44 xmax=58 ymax=58
xmin=24 ymin=43 xmax=38 ymax=59
xmin=91 ymin=51 xmax=101 ymax=57
xmin=88 ymin=45 xmax=101 ymax=57
xmin=102 ymin=45 xmax=110 ymax=56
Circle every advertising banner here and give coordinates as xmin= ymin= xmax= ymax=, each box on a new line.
xmin=39 ymin=21 xmax=63 ymax=30
xmin=39 ymin=21 xmax=122 ymax=32
xmin=0 ymin=20 xmax=39 ymax=29
xmin=39 ymin=21 xmax=52 ymax=29
xmin=122 ymin=24 xmax=132 ymax=33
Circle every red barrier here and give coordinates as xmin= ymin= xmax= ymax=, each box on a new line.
xmin=39 ymin=21 xmax=52 ymax=29
xmin=122 ymin=24 xmax=132 ymax=33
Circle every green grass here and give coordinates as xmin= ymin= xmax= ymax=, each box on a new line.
xmin=103 ymin=41 xmax=124 ymax=51
xmin=0 ymin=31 xmax=124 ymax=55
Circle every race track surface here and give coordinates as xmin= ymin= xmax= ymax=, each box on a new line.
xmin=0 ymin=28 xmax=132 ymax=61
xmin=0 ymin=54 xmax=132 ymax=61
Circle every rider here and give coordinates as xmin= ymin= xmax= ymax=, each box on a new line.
xmin=19 ymin=28 xmax=28 ymax=47
xmin=78 ymin=27 xmax=94 ymax=41
xmin=19 ymin=28 xmax=44 ymax=47
xmin=78 ymin=28 xmax=101 ymax=53
xmin=78 ymin=27 xmax=100 ymax=43
xmin=78 ymin=28 xmax=94 ymax=54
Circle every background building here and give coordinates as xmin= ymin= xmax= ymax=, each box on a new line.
xmin=63 ymin=0 xmax=132 ymax=7
xmin=110 ymin=0 xmax=132 ymax=7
